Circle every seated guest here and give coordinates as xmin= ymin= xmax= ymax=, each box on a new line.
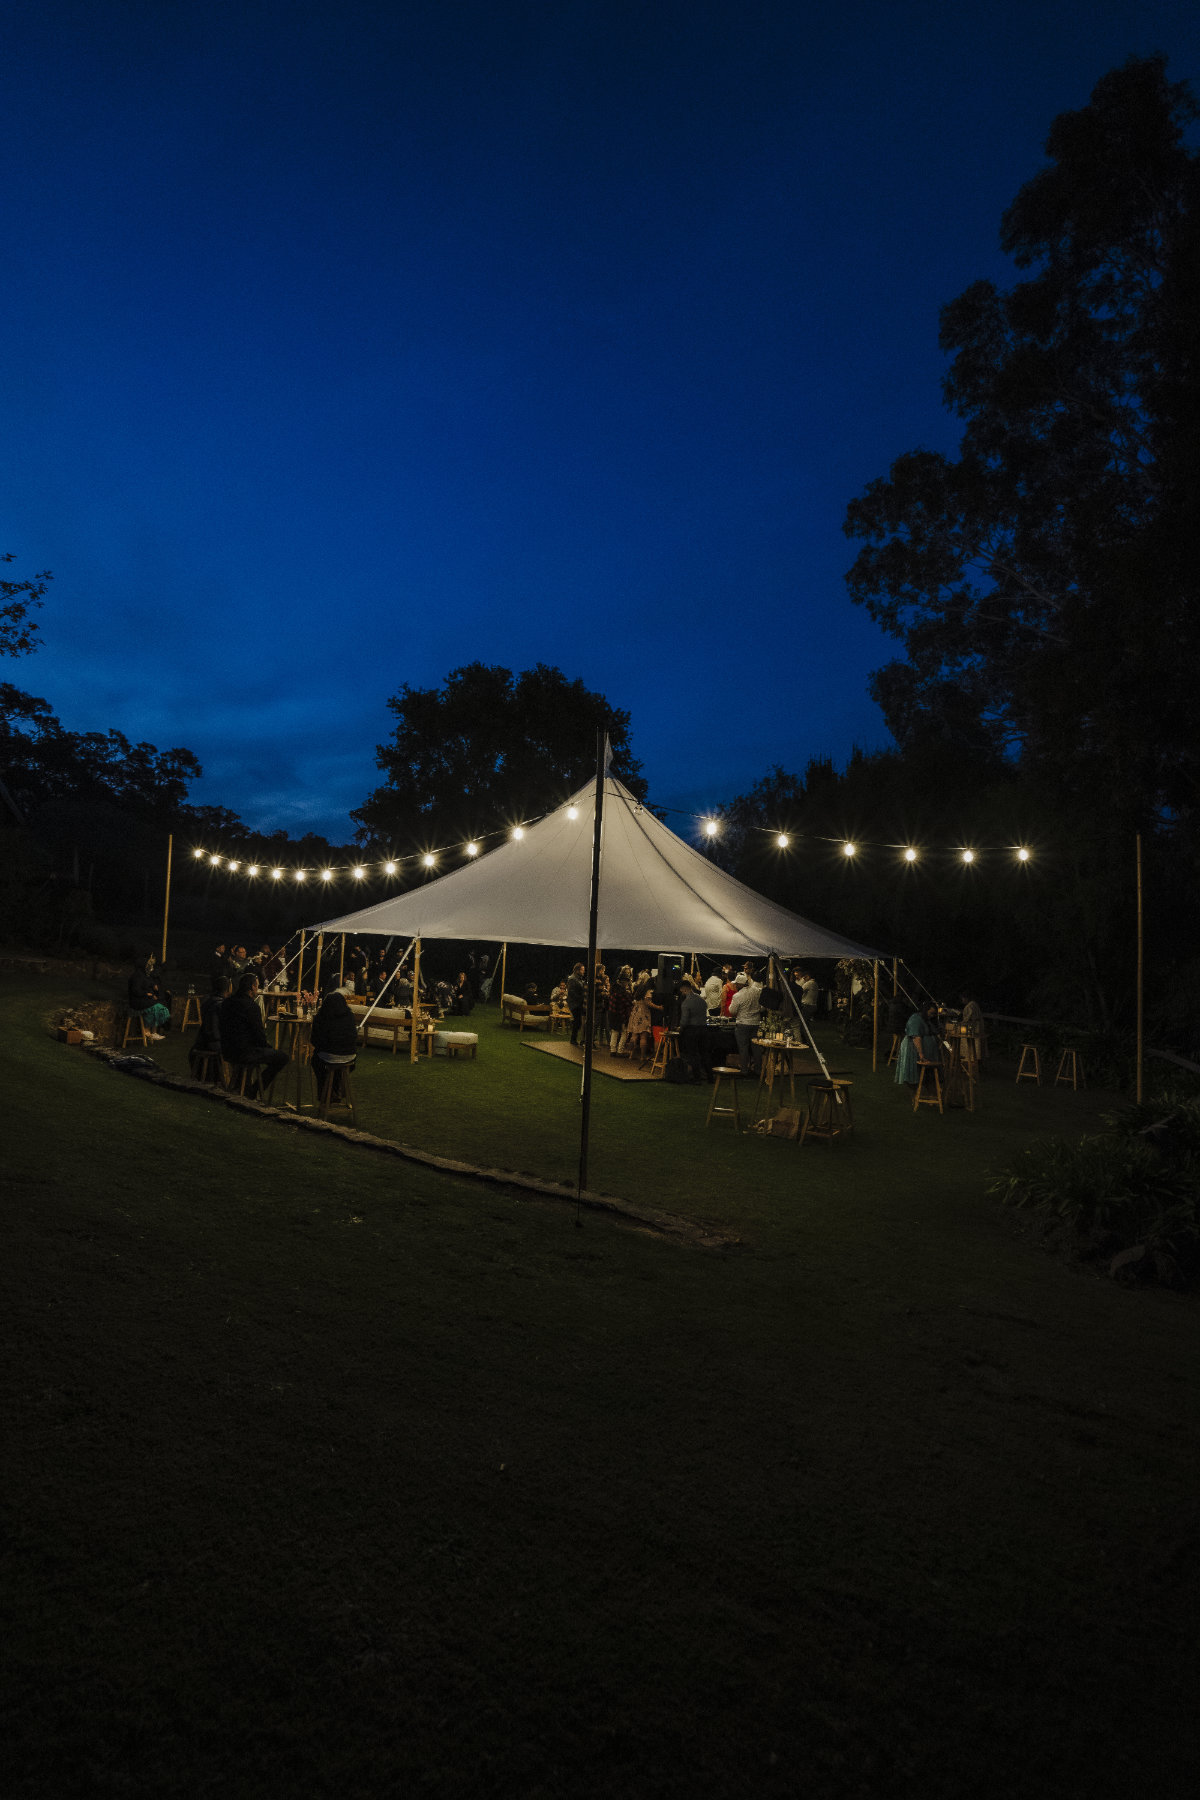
xmin=549 ymin=978 xmax=568 ymax=1009
xmin=259 ymin=943 xmax=282 ymax=981
xmin=393 ymin=974 xmax=414 ymax=1007
xmin=219 ymin=973 xmax=288 ymax=1097
xmin=311 ymin=985 xmax=359 ymax=1099
xmin=189 ymin=975 xmax=231 ymax=1075
xmin=434 ymin=978 xmax=455 ymax=1012
xmin=226 ymin=944 xmax=249 ymax=980
xmin=523 ymin=981 xmax=540 ymax=1005
xmin=451 ymin=971 xmax=475 ymax=1016
xmin=128 ymin=961 xmax=171 ymax=1040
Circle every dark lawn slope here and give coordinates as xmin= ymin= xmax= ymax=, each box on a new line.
xmin=3 ymin=975 xmax=1198 ymax=1798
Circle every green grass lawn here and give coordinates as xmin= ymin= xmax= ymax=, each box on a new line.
xmin=4 ymin=973 xmax=1199 ymax=1798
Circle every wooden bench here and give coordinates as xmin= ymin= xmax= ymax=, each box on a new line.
xmin=501 ymin=994 xmax=556 ymax=1031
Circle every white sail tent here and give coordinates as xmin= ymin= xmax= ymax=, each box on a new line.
xmin=311 ymin=774 xmax=883 ymax=960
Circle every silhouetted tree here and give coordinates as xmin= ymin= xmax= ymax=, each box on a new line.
xmin=353 ymin=662 xmax=647 ymax=848
xmin=844 ymin=57 xmax=1200 ymax=819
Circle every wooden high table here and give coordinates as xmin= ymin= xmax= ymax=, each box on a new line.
xmin=272 ymin=1013 xmax=314 ymax=1111
xmin=752 ymin=1037 xmax=822 ymax=1121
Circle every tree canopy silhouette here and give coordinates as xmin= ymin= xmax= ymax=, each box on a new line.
xmin=844 ymin=56 xmax=1200 ymax=818
xmin=353 ymin=662 xmax=646 ymax=849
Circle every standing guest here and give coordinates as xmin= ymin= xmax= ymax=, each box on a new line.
xmin=189 ymin=975 xmax=231 ymax=1075
xmin=592 ymin=961 xmax=610 ymax=1043
xmin=259 ymin=943 xmax=283 ymax=984
xmin=451 ymin=971 xmax=475 ymax=1016
xmin=607 ymin=974 xmax=632 ymax=1055
xmin=626 ymin=981 xmax=655 ymax=1066
xmin=219 ymin=974 xmax=289 ymax=1097
xmin=566 ymin=961 xmax=587 ymax=1046
xmin=677 ymin=976 xmax=713 ymax=1084
xmin=702 ymin=967 xmax=725 ymax=1016
xmin=346 ymin=940 xmax=368 ymax=994
xmin=800 ymin=971 xmax=819 ymax=1017
xmin=226 ymin=944 xmax=249 ymax=981
xmin=128 ymin=961 xmax=171 ymax=1040
xmin=311 ymin=985 xmax=359 ymax=1101
xmin=720 ymin=967 xmax=738 ymax=1017
xmin=728 ymin=971 xmax=764 ymax=1075
xmin=894 ymin=1006 xmax=940 ymax=1088
xmin=959 ymin=991 xmax=988 ymax=1069
xmin=210 ymin=942 xmax=229 ymax=984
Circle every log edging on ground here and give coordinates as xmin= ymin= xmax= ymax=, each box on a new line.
xmin=84 ymin=1046 xmax=738 ymax=1248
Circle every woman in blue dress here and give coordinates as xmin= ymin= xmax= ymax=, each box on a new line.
xmin=895 ymin=1007 xmax=939 ymax=1087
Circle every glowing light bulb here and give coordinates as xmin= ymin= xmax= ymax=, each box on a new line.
xmin=704 ymin=819 xmax=718 ymax=838
xmin=321 ymin=868 xmax=332 ymax=881
xmin=776 ymin=834 xmax=789 ymax=849
xmin=566 ymin=806 xmax=579 ymax=820
xmin=904 ymin=847 xmax=918 ymax=863
xmin=271 ymin=868 xmax=283 ymax=881
xmin=209 ymin=854 xmax=221 ymax=866
xmin=962 ymin=849 xmax=975 ymax=864
xmin=422 ymin=853 xmax=435 ymax=868
xmin=352 ymin=866 xmax=364 ymax=879
xmin=384 ymin=861 xmax=397 ymax=875
xmin=227 ymin=860 xmax=240 ymax=873
xmin=842 ymin=842 xmax=856 ymax=858
xmin=512 ymin=827 xmax=525 ymax=841
xmin=192 ymin=847 xmax=205 ymax=859
xmin=1017 ymin=848 xmax=1031 ymax=863
xmin=294 ymin=869 xmax=306 ymax=882
xmin=466 ymin=842 xmax=479 ymax=856
xmin=248 ymin=865 xmax=259 ymax=878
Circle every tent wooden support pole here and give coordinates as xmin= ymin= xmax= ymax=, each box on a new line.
xmin=1136 ymin=834 xmax=1144 ymax=1104
xmin=298 ymin=927 xmax=307 ymax=1000
xmin=160 ymin=832 xmax=173 ymax=967
xmin=498 ymin=941 xmax=507 ymax=1005
xmin=337 ymin=932 xmax=345 ymax=987
xmin=411 ymin=937 xmax=422 ymax=1064
xmin=578 ymin=732 xmax=607 ymax=1200
xmin=313 ymin=932 xmax=324 ymax=999
xmin=872 ymin=959 xmax=880 ymax=1073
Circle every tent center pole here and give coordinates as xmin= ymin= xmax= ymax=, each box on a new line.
xmin=411 ymin=937 xmax=422 ymax=1064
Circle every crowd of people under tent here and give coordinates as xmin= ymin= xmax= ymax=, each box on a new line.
xmin=125 ymin=935 xmax=986 ymax=1100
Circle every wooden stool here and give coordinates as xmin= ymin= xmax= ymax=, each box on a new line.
xmin=314 ymin=1063 xmax=357 ymax=1125
xmin=913 ymin=1062 xmax=944 ymax=1113
xmin=650 ymin=1030 xmax=677 ymax=1079
xmin=1016 ymin=1044 xmax=1041 ymax=1084
xmin=189 ymin=1050 xmax=223 ymax=1085
xmin=181 ymin=993 xmax=203 ymax=1030
xmin=886 ymin=1033 xmax=902 ymax=1068
xmin=706 ymin=1066 xmax=742 ymax=1131
xmin=228 ymin=1062 xmax=264 ymax=1099
xmin=801 ymin=1079 xmax=854 ymax=1145
xmin=120 ymin=1010 xmax=150 ymax=1048
xmin=1055 ymin=1048 xmax=1086 ymax=1090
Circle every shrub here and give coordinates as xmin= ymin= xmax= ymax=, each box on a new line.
xmin=991 ymin=1104 xmax=1200 ymax=1287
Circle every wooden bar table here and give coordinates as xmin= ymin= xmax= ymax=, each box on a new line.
xmin=273 ymin=1013 xmax=314 ymax=1110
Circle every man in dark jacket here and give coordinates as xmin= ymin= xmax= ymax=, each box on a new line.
xmin=219 ymin=974 xmax=288 ymax=1096
xmin=189 ymin=975 xmax=231 ymax=1075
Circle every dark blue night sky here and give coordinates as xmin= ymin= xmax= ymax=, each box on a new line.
xmin=3 ymin=1 xmax=1197 ymax=839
